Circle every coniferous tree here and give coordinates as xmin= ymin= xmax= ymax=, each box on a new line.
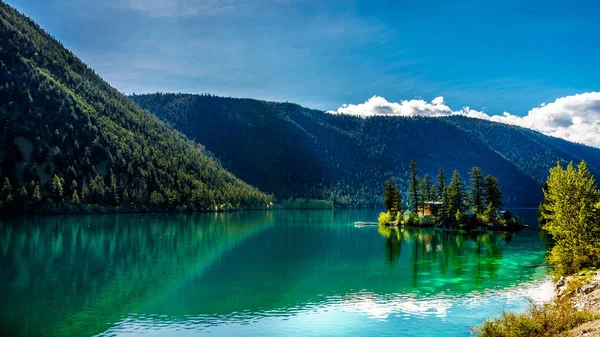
xmin=51 ymin=175 xmax=63 ymax=201
xmin=109 ymin=173 xmax=119 ymax=206
xmin=435 ymin=167 xmax=448 ymax=218
xmin=484 ymin=174 xmax=503 ymax=210
xmin=32 ymin=184 xmax=41 ymax=204
xmin=421 ymin=174 xmax=433 ymax=201
xmin=409 ymin=160 xmax=419 ymax=212
xmin=72 ymin=190 xmax=80 ymax=204
xmin=383 ymin=177 xmax=396 ymax=212
xmin=81 ymin=182 xmax=89 ymax=203
xmin=1 ymin=177 xmax=12 ymax=202
xmin=469 ymin=167 xmax=485 ymax=213
xmin=419 ymin=173 xmax=433 ymax=215
xmin=447 ymin=170 xmax=466 ymax=216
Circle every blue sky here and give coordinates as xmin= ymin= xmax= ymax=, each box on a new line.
xmin=6 ymin=0 xmax=600 ymax=116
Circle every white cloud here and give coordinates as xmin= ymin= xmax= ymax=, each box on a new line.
xmin=327 ymin=92 xmax=600 ymax=148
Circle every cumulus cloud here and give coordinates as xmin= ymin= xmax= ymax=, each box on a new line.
xmin=327 ymin=92 xmax=600 ymax=148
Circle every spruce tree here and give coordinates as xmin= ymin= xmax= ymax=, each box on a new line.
xmin=1 ymin=177 xmax=12 ymax=202
xmin=383 ymin=177 xmax=396 ymax=212
xmin=409 ymin=160 xmax=419 ymax=212
xmin=484 ymin=174 xmax=503 ymax=210
xmin=447 ymin=170 xmax=466 ymax=216
xmin=469 ymin=167 xmax=485 ymax=214
xmin=32 ymin=184 xmax=41 ymax=204
xmin=51 ymin=174 xmax=63 ymax=201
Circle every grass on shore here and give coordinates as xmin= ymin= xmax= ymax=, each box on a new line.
xmin=472 ymin=297 xmax=597 ymax=337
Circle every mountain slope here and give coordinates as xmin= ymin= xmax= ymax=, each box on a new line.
xmin=0 ymin=2 xmax=272 ymax=213
xmin=131 ymin=93 xmax=600 ymax=207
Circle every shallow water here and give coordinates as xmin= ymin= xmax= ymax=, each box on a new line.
xmin=0 ymin=209 xmax=552 ymax=336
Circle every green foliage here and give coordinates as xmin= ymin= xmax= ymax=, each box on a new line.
xmin=419 ymin=173 xmax=433 ymax=215
xmin=447 ymin=170 xmax=466 ymax=216
xmin=0 ymin=2 xmax=272 ymax=214
xmin=401 ymin=211 xmax=422 ymax=227
xmin=473 ymin=298 xmax=597 ymax=337
xmin=540 ymin=161 xmax=600 ymax=276
xmin=482 ymin=202 xmax=498 ymax=224
xmin=50 ymin=175 xmax=63 ymax=201
xmin=383 ymin=176 xmax=401 ymax=217
xmin=409 ymin=160 xmax=419 ymax=212
xmin=484 ymin=174 xmax=504 ymax=210
xmin=378 ymin=211 xmax=393 ymax=226
xmin=469 ymin=167 xmax=485 ymax=213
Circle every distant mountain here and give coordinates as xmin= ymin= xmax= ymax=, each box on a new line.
xmin=0 ymin=2 xmax=272 ymax=213
xmin=131 ymin=93 xmax=600 ymax=207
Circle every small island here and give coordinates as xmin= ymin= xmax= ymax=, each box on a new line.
xmin=375 ymin=160 xmax=526 ymax=231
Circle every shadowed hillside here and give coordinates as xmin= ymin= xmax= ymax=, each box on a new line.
xmin=131 ymin=93 xmax=600 ymax=207
xmin=0 ymin=2 xmax=272 ymax=214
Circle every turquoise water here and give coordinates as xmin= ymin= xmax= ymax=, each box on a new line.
xmin=0 ymin=209 xmax=552 ymax=336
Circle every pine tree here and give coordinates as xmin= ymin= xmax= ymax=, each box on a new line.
xmin=469 ymin=167 xmax=485 ymax=214
xmin=419 ymin=174 xmax=433 ymax=215
xmin=51 ymin=174 xmax=63 ymax=201
xmin=81 ymin=182 xmax=89 ymax=203
xmin=435 ymin=167 xmax=448 ymax=217
xmin=110 ymin=173 xmax=119 ymax=206
xmin=483 ymin=202 xmax=497 ymax=224
xmin=72 ymin=190 xmax=80 ymax=204
xmin=1 ymin=177 xmax=12 ymax=202
xmin=447 ymin=170 xmax=466 ymax=216
xmin=32 ymin=184 xmax=41 ymax=204
xmin=409 ymin=160 xmax=419 ymax=212
xmin=383 ymin=177 xmax=396 ymax=212
xmin=484 ymin=174 xmax=503 ymax=210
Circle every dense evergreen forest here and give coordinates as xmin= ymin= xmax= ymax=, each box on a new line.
xmin=131 ymin=93 xmax=600 ymax=208
xmin=0 ymin=2 xmax=272 ymax=214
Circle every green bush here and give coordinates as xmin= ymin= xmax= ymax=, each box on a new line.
xmin=378 ymin=211 xmax=393 ymax=225
xmin=473 ymin=298 xmax=597 ymax=337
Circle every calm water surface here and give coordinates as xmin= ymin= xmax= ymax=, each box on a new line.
xmin=0 ymin=209 xmax=552 ymax=337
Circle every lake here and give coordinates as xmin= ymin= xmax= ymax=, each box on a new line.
xmin=0 ymin=209 xmax=553 ymax=337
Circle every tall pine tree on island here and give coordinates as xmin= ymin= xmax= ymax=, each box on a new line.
xmin=447 ymin=170 xmax=466 ymax=217
xmin=409 ymin=160 xmax=419 ymax=212
xmin=469 ymin=167 xmax=485 ymax=214
xmin=484 ymin=174 xmax=503 ymax=210
xmin=383 ymin=176 xmax=402 ymax=218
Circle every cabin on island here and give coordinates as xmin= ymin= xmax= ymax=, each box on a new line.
xmin=418 ymin=201 xmax=443 ymax=216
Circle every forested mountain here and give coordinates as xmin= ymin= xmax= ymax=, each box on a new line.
xmin=131 ymin=93 xmax=600 ymax=207
xmin=0 ymin=2 xmax=272 ymax=214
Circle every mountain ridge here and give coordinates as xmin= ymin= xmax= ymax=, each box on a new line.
xmin=130 ymin=93 xmax=600 ymax=207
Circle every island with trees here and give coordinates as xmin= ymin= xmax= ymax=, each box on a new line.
xmin=377 ymin=160 xmax=524 ymax=231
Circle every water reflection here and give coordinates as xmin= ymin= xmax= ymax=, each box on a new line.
xmin=0 ymin=212 xmax=275 ymax=337
xmin=0 ymin=209 xmax=550 ymax=337
xmin=379 ymin=227 xmax=512 ymax=286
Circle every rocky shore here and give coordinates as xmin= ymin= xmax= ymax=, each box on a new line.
xmin=556 ymin=271 xmax=600 ymax=336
